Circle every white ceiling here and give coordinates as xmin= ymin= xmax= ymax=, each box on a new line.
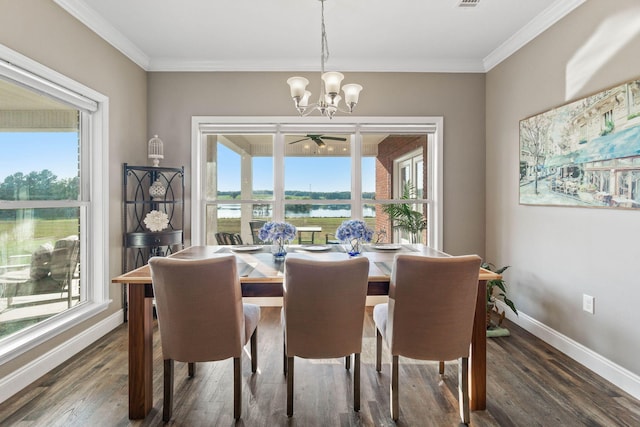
xmin=55 ymin=0 xmax=585 ymax=73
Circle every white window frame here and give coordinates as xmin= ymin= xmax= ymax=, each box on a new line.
xmin=0 ymin=44 xmax=110 ymax=364
xmin=393 ymin=148 xmax=424 ymax=244
xmin=191 ymin=116 xmax=443 ymax=250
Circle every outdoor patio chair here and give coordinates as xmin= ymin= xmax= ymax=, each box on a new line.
xmin=0 ymin=236 xmax=80 ymax=309
xmin=249 ymin=220 xmax=266 ymax=244
xmin=215 ymin=232 xmax=243 ymax=245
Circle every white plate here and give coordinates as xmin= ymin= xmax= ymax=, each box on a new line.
xmin=231 ymin=245 xmax=262 ymax=252
xmin=372 ymin=244 xmax=402 ymax=250
xmin=301 ymin=245 xmax=331 ymax=252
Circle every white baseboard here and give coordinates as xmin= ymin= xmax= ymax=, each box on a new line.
xmin=0 ymin=310 xmax=123 ymax=404
xmin=499 ymin=302 xmax=640 ymax=400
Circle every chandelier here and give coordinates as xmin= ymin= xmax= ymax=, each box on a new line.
xmin=287 ymin=0 xmax=363 ymax=119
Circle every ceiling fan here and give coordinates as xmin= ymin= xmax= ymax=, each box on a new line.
xmin=289 ymin=134 xmax=347 ymax=148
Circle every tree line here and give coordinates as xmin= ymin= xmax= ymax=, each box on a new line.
xmin=0 ymin=170 xmax=79 ymax=220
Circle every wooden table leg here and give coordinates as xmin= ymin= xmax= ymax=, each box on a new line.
xmin=469 ymin=279 xmax=487 ymax=410
xmin=128 ymin=284 xmax=154 ymax=419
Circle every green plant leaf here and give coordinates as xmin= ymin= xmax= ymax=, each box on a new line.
xmin=382 ymin=181 xmax=427 ymax=242
xmin=484 ymin=262 xmax=517 ymax=316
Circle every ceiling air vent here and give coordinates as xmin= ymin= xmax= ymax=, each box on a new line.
xmin=457 ymin=0 xmax=480 ymax=7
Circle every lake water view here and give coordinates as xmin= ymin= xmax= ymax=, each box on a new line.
xmin=217 ymin=204 xmax=376 ymax=218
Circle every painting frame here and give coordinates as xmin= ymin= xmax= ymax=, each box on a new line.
xmin=519 ymin=77 xmax=640 ymax=209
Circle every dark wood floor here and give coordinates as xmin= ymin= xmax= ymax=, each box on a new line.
xmin=1 ymin=307 xmax=639 ymax=426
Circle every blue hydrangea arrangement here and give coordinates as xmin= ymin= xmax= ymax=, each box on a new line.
xmin=336 ymin=219 xmax=374 ymax=242
xmin=336 ymin=219 xmax=373 ymax=255
xmin=259 ymin=221 xmax=297 ymax=261
xmin=258 ymin=221 xmax=297 ymax=243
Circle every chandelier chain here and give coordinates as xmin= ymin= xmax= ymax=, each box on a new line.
xmin=320 ymin=0 xmax=329 ymax=73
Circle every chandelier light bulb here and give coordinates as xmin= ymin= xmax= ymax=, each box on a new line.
xmin=287 ymin=77 xmax=309 ymax=98
xmin=321 ymin=71 xmax=344 ymax=95
xmin=299 ymin=90 xmax=312 ymax=108
xmin=342 ymin=83 xmax=363 ymax=110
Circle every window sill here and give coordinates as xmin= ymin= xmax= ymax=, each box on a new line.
xmin=0 ymin=301 xmax=110 ymax=365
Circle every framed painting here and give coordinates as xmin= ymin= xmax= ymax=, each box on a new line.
xmin=519 ymin=78 xmax=640 ymax=209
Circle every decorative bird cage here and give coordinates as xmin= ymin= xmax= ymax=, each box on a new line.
xmin=148 ymin=135 xmax=164 ymax=167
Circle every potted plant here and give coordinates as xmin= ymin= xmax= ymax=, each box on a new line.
xmin=382 ymin=182 xmax=427 ymax=244
xmin=481 ymin=262 xmax=518 ymax=330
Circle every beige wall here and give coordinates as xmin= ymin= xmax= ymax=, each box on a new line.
xmin=0 ymin=0 xmax=146 ymax=375
xmin=148 ymin=71 xmax=486 ymax=256
xmin=486 ymin=0 xmax=640 ymax=375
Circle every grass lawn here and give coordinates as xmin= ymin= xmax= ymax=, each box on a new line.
xmin=0 ymin=219 xmax=79 ymax=259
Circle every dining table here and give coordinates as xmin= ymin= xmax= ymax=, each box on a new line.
xmin=112 ymin=243 xmax=499 ymax=419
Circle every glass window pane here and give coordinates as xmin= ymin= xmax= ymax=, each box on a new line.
xmin=376 ymin=202 xmax=428 ymax=244
xmin=205 ymin=134 xmax=273 ymax=200
xmin=362 ymin=157 xmax=376 ymax=201
xmin=285 ymin=133 xmax=351 ymax=199
xmin=283 ymin=133 xmax=353 ymax=245
xmin=0 ymin=207 xmax=82 ymax=339
xmin=415 ymin=159 xmax=424 ymax=198
xmin=205 ymin=203 xmax=273 ymax=245
xmin=204 ymin=134 xmax=274 ymax=245
xmin=284 ymin=203 xmax=351 ymax=245
xmin=0 ymin=131 xmax=80 ymax=201
xmin=0 ymin=76 xmax=86 ymax=342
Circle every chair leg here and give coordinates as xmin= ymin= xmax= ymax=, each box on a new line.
xmin=234 ymin=357 xmax=241 ymax=420
xmin=459 ymin=357 xmax=470 ymax=425
xmin=287 ymin=357 xmax=294 ymax=417
xmin=354 ymin=353 xmax=360 ymax=412
xmin=251 ymin=328 xmax=258 ymax=373
xmin=345 ymin=354 xmax=351 ymax=370
xmin=283 ymin=332 xmax=287 ymax=376
xmin=439 ymin=361 xmax=445 ymax=377
xmin=391 ymin=355 xmax=399 ymax=421
xmin=188 ymin=362 xmax=196 ymax=377
xmin=163 ymin=359 xmax=174 ymax=422
xmin=376 ymin=328 xmax=382 ymax=372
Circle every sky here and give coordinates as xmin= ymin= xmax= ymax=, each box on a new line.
xmin=217 ymin=143 xmax=375 ymax=193
xmin=0 ymin=132 xmax=79 ymax=181
xmin=0 ymin=133 xmax=375 ymax=192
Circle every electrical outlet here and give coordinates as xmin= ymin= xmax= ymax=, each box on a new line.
xmin=583 ymin=294 xmax=595 ymax=314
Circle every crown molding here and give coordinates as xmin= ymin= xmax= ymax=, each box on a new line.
xmin=483 ymin=0 xmax=586 ymax=71
xmin=147 ymin=57 xmax=486 ymax=73
xmin=54 ymin=0 xmax=150 ymax=70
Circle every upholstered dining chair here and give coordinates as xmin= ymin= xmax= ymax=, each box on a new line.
xmin=282 ymin=256 xmax=370 ymax=417
xmin=148 ymin=255 xmax=260 ymax=421
xmin=373 ymin=254 xmax=482 ymax=424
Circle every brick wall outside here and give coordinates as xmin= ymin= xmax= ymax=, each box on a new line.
xmin=374 ymin=135 xmax=427 ymax=242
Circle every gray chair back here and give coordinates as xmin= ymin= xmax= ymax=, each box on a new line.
xmin=149 ymin=255 xmax=244 ymax=362
xmin=387 ymin=254 xmax=482 ymax=361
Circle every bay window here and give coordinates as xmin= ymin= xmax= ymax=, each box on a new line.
xmin=192 ymin=118 xmax=442 ymax=250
